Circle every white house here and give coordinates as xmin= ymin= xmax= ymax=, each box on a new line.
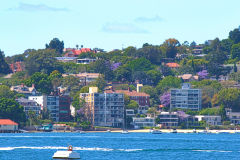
xmin=195 ymin=115 xmax=221 ymax=126
xmin=132 ymin=117 xmax=155 ymax=129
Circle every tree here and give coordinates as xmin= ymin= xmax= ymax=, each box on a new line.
xmin=0 ymin=98 xmax=26 ymax=123
xmin=231 ymin=43 xmax=240 ymax=59
xmin=160 ymin=92 xmax=170 ymax=107
xmin=162 ymin=38 xmax=180 ymax=58
xmin=136 ymin=45 xmax=163 ymax=64
xmin=0 ymin=85 xmax=15 ymax=99
xmin=25 ymin=49 xmax=63 ymax=75
xmin=156 ymin=76 xmax=182 ymax=94
xmin=89 ymin=60 xmax=114 ymax=81
xmin=146 ymin=70 xmax=162 ymax=86
xmin=90 ymin=75 xmax=107 ymax=92
xmin=126 ymin=100 xmax=139 ymax=111
xmin=24 ymin=72 xmax=53 ymax=94
xmin=0 ymin=50 xmax=11 ymax=74
xmin=229 ymin=28 xmax=240 ymax=44
xmin=216 ymin=88 xmax=240 ymax=111
xmin=46 ymin=38 xmax=64 ymax=54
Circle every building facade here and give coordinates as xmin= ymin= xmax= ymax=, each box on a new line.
xmin=195 ymin=115 xmax=221 ymax=126
xmin=80 ymin=87 xmax=124 ymax=127
xmin=16 ymin=97 xmax=41 ymax=118
xmin=170 ymin=83 xmax=202 ymax=111
xmin=158 ymin=112 xmax=179 ymax=127
xmin=132 ymin=117 xmax=155 ymax=129
xmin=59 ymin=96 xmax=71 ymax=122
xmin=0 ymin=119 xmax=18 ymax=132
xmin=29 ymin=95 xmax=60 ymax=122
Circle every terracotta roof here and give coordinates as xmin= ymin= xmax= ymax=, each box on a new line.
xmin=105 ymin=90 xmax=150 ymax=97
xmin=62 ymin=73 xmax=101 ymax=78
xmin=166 ymin=62 xmax=180 ymax=68
xmin=0 ymin=119 xmax=18 ymax=125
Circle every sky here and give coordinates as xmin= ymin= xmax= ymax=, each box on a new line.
xmin=1 ymin=0 xmax=240 ymax=56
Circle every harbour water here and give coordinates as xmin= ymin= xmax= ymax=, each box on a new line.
xmin=0 ymin=132 xmax=240 ymax=160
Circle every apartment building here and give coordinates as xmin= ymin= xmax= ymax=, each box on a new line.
xmin=170 ymin=83 xmax=202 ymax=111
xmin=80 ymin=87 xmax=124 ymax=127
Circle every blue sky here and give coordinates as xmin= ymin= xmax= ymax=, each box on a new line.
xmin=1 ymin=0 xmax=240 ymax=56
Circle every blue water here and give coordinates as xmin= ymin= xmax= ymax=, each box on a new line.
xmin=0 ymin=132 xmax=240 ymax=160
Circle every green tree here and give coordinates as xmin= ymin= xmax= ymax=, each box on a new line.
xmin=0 ymin=85 xmax=15 ymax=99
xmin=90 ymin=75 xmax=107 ymax=92
xmin=229 ymin=28 xmax=240 ymax=44
xmin=0 ymin=98 xmax=26 ymax=123
xmin=46 ymin=38 xmax=64 ymax=54
xmin=0 ymin=50 xmax=11 ymax=74
xmin=156 ymin=76 xmax=182 ymax=94
xmin=89 ymin=60 xmax=114 ymax=81
xmin=231 ymin=43 xmax=240 ymax=59
xmin=126 ymin=100 xmax=139 ymax=111
xmin=146 ymin=70 xmax=162 ymax=86
xmin=162 ymin=38 xmax=180 ymax=58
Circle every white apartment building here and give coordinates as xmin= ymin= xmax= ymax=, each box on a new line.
xmin=170 ymin=83 xmax=202 ymax=111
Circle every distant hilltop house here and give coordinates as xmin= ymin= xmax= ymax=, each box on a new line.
xmin=0 ymin=119 xmax=18 ymax=133
xmin=55 ymin=57 xmax=77 ymax=63
xmin=192 ymin=45 xmax=203 ymax=55
xmin=165 ymin=62 xmax=180 ymax=68
xmin=64 ymin=48 xmax=96 ymax=57
xmin=9 ymin=61 xmax=25 ymax=73
xmin=10 ymin=84 xmax=39 ymax=97
xmin=178 ymin=74 xmax=199 ymax=82
xmin=62 ymin=73 xmax=101 ymax=86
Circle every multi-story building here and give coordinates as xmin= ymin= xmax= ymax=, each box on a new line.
xmin=76 ymin=58 xmax=96 ymax=64
xmin=59 ymin=96 xmax=71 ymax=122
xmin=105 ymin=87 xmax=150 ymax=114
xmin=195 ymin=115 xmax=221 ymax=126
xmin=62 ymin=73 xmax=101 ymax=86
xmin=158 ymin=112 xmax=179 ymax=127
xmin=132 ymin=117 xmax=155 ymax=129
xmin=170 ymin=83 xmax=202 ymax=111
xmin=29 ymin=95 xmax=60 ymax=122
xmin=16 ymin=97 xmax=41 ymax=118
xmin=80 ymin=87 xmax=124 ymax=127
xmin=226 ymin=108 xmax=240 ymax=125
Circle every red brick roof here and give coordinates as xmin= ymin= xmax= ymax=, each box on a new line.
xmin=0 ymin=119 xmax=18 ymax=125
xmin=166 ymin=62 xmax=180 ymax=68
xmin=105 ymin=90 xmax=150 ymax=97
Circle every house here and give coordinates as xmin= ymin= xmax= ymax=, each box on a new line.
xmin=178 ymin=74 xmax=199 ymax=82
xmin=170 ymin=83 xmax=202 ymax=111
xmin=192 ymin=45 xmax=203 ymax=55
xmin=62 ymin=73 xmax=101 ymax=86
xmin=80 ymin=87 xmax=124 ymax=128
xmin=194 ymin=115 xmax=221 ymax=126
xmin=55 ymin=57 xmax=77 ymax=63
xmin=126 ymin=109 xmax=135 ymax=117
xmin=76 ymin=58 xmax=96 ymax=64
xmin=132 ymin=117 xmax=155 ymax=129
xmin=10 ymin=84 xmax=38 ymax=97
xmin=158 ymin=112 xmax=179 ymax=127
xmin=9 ymin=61 xmax=25 ymax=73
xmin=16 ymin=97 xmax=41 ymax=118
xmin=0 ymin=119 xmax=18 ymax=133
xmin=105 ymin=88 xmax=150 ymax=114
xmin=166 ymin=62 xmax=180 ymax=68
xmin=64 ymin=48 xmax=95 ymax=57
xmin=226 ymin=108 xmax=240 ymax=125
xmin=29 ymin=95 xmax=60 ymax=122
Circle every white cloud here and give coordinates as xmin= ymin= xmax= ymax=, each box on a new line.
xmin=9 ymin=3 xmax=69 ymax=12
xmin=135 ymin=15 xmax=163 ymax=23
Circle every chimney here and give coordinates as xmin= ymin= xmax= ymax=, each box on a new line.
xmin=32 ymin=84 xmax=35 ymax=88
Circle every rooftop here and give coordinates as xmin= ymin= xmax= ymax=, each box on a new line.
xmin=105 ymin=90 xmax=150 ymax=97
xmin=166 ymin=62 xmax=180 ymax=68
xmin=0 ymin=119 xmax=18 ymax=125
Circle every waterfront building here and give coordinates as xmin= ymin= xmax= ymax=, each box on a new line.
xmin=126 ymin=109 xmax=135 ymax=117
xmin=80 ymin=87 xmax=124 ymax=127
xmin=158 ymin=112 xmax=179 ymax=127
xmin=29 ymin=95 xmax=60 ymax=122
xmin=195 ymin=115 xmax=221 ymax=126
xmin=0 ymin=119 xmax=18 ymax=132
xmin=226 ymin=108 xmax=240 ymax=125
xmin=132 ymin=117 xmax=155 ymax=129
xmin=170 ymin=83 xmax=202 ymax=111
xmin=16 ymin=97 xmax=41 ymax=118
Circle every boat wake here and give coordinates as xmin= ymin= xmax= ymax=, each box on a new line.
xmin=0 ymin=146 xmax=143 ymax=152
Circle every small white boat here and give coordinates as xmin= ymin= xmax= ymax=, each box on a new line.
xmin=171 ymin=129 xmax=177 ymax=133
xmin=121 ymin=130 xmax=129 ymax=134
xmin=106 ymin=129 xmax=111 ymax=133
xmin=150 ymin=130 xmax=162 ymax=134
xmin=193 ymin=129 xmax=197 ymax=133
xmin=52 ymin=145 xmax=80 ymax=159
